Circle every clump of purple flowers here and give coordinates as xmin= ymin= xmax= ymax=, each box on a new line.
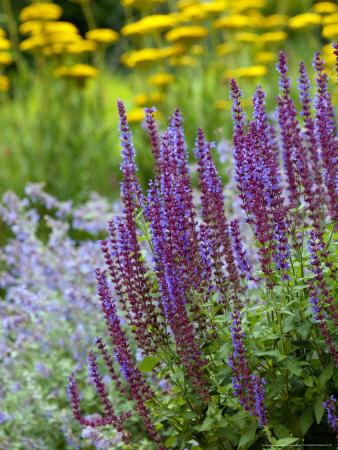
xmin=69 ymin=47 xmax=337 ymax=447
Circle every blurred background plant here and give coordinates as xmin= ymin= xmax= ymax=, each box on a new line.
xmin=0 ymin=0 xmax=337 ymax=199
xmin=0 ymin=185 xmax=154 ymax=449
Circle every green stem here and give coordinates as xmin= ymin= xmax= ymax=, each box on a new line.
xmin=1 ymin=0 xmax=22 ymax=68
xmin=80 ymin=0 xmax=97 ymax=30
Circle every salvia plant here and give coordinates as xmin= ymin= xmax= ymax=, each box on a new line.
xmin=68 ymin=47 xmax=338 ymax=449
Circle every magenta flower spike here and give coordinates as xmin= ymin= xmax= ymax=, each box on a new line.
xmin=195 ymin=127 xmax=240 ymax=300
xmin=312 ymin=53 xmax=338 ymax=223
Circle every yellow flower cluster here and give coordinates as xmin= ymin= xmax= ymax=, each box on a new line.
xmin=122 ymin=0 xmax=164 ymax=9
xmin=0 ymin=28 xmax=12 ymax=93
xmin=86 ymin=29 xmax=119 ymax=44
xmin=16 ymin=2 xmax=119 ymax=83
xmin=288 ymin=13 xmax=321 ymax=29
xmin=0 ymin=74 xmax=10 ymax=92
xmin=19 ymin=3 xmax=62 ymax=22
xmin=121 ymin=15 xmax=177 ymax=36
xmin=148 ymin=72 xmax=174 ymax=86
xmin=165 ymin=25 xmax=208 ymax=43
xmin=0 ymin=28 xmax=12 ymax=69
xmin=55 ymin=64 xmax=98 ymax=79
xmin=224 ymin=65 xmax=267 ymax=79
xmin=121 ymin=0 xmax=291 ymax=118
xmin=120 ymin=0 xmax=338 ymax=122
xmin=4 ymin=0 xmax=334 ymax=118
xmin=19 ymin=12 xmax=96 ymax=56
xmin=122 ymin=45 xmax=184 ymax=68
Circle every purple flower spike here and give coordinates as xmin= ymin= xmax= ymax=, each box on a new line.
xmin=117 ymin=99 xmax=144 ymax=212
xmin=68 ymin=372 xmax=121 ymax=428
xmin=252 ymin=375 xmax=268 ymax=427
xmin=228 ymin=307 xmax=268 ymax=427
xmin=333 ymin=42 xmax=338 ymax=78
xmin=298 ymin=61 xmax=323 ymax=209
xmin=195 ymin=127 xmax=240 ymax=301
xmin=144 ymin=107 xmax=161 ymax=174
xmin=307 ymin=232 xmax=338 ymax=366
xmin=323 ymin=396 xmax=338 ymax=439
xmin=276 ymin=52 xmax=299 ymax=207
xmin=229 ymin=219 xmax=256 ymax=283
xmin=312 ymin=54 xmax=337 ymax=223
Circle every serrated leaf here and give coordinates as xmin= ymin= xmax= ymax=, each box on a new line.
xmin=238 ymin=422 xmax=256 ymax=448
xmin=138 ymin=356 xmax=160 ymax=372
xmin=318 ymin=364 xmax=333 ymax=387
xmin=275 ymin=437 xmax=299 ymax=446
xmin=300 ymin=409 xmax=313 ymax=435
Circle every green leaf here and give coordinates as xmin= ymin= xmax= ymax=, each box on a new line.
xmin=284 ymin=357 xmax=302 ymax=376
xmin=214 ymin=314 xmax=228 ymax=323
xmin=304 ymin=376 xmax=313 ymax=387
xmin=181 ymin=410 xmax=197 ymax=420
xmin=193 ymin=417 xmax=213 ymax=432
xmin=270 ymin=377 xmax=285 ymax=396
xmin=165 ymin=435 xmax=177 ymax=448
xmin=318 ymin=364 xmax=333 ymax=387
xmin=138 ymin=356 xmax=160 ymax=372
xmin=298 ymin=322 xmax=311 ymax=339
xmin=313 ymin=396 xmax=324 ymax=424
xmin=238 ymin=422 xmax=256 ymax=448
xmin=275 ymin=437 xmax=299 ymax=447
xmin=256 ymin=350 xmax=286 ymax=361
xmin=300 ymin=409 xmax=313 ymax=435
xmin=272 ymin=424 xmax=292 ymax=439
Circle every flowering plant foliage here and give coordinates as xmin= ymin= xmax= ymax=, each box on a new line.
xmin=69 ymin=46 xmax=338 ymax=449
